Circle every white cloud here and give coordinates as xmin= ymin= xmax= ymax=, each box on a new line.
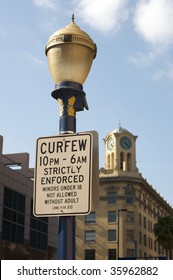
xmin=32 ymin=55 xmax=45 ymax=66
xmin=153 ymin=61 xmax=173 ymax=80
xmin=128 ymin=44 xmax=165 ymax=67
xmin=74 ymin=0 xmax=129 ymax=33
xmin=134 ymin=0 xmax=173 ymax=47
xmin=26 ymin=52 xmax=45 ymax=67
xmin=128 ymin=50 xmax=157 ymax=67
xmin=33 ymin=0 xmax=57 ymax=10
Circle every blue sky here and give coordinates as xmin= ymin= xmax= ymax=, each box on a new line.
xmin=1 ymin=0 xmax=173 ymax=206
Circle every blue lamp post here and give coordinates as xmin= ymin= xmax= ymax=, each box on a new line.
xmin=45 ymin=15 xmax=97 ymax=259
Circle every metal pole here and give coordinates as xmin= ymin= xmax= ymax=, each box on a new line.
xmin=52 ymin=81 xmax=88 ymax=260
xmin=57 ymin=91 xmax=76 ymax=260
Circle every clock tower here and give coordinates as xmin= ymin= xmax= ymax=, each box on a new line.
xmin=104 ymin=127 xmax=139 ymax=176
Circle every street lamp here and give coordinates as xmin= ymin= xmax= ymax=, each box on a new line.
xmin=117 ymin=208 xmax=127 ymax=259
xmin=45 ymin=14 xmax=96 ymax=133
xmin=45 ymin=15 xmax=96 ymax=260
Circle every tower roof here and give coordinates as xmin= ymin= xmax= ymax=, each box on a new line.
xmin=111 ymin=126 xmax=137 ymax=139
xmin=111 ymin=126 xmax=129 ymax=134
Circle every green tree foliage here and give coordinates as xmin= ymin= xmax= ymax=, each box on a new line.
xmin=154 ymin=215 xmax=173 ymax=259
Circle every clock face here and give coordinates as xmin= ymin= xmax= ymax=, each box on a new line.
xmin=120 ymin=136 xmax=132 ymax=150
xmin=107 ymin=137 xmax=115 ymax=151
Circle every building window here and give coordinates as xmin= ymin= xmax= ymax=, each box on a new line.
xmin=111 ymin=153 xmax=114 ymax=169
xmin=144 ymin=234 xmax=147 ymax=247
xmin=120 ymin=152 xmax=124 ymax=170
xmin=2 ymin=187 xmax=25 ymax=244
xmin=153 ymin=208 xmax=157 ymax=220
xmin=127 ymin=153 xmax=131 ymax=171
xmin=108 ymin=211 xmax=116 ymax=223
xmin=85 ymin=212 xmax=96 ymax=224
xmin=151 ymin=221 xmax=153 ymax=233
xmin=108 ymin=230 xmax=116 ymax=242
xmin=125 ymin=190 xmax=134 ymax=204
xmin=143 ymin=199 xmax=147 ymax=211
xmin=148 ymin=237 xmax=151 ymax=249
xmin=107 ymin=192 xmax=116 ymax=204
xmin=143 ymin=216 xmax=146 ymax=229
xmin=107 ymin=154 xmax=110 ymax=169
xmin=85 ymin=230 xmax=95 ymax=243
xmin=127 ymin=211 xmax=134 ymax=223
xmin=30 ymin=201 xmax=48 ymax=251
xmin=127 ymin=230 xmax=134 ymax=242
xmin=148 ymin=220 xmax=153 ymax=233
xmin=108 ymin=249 xmax=116 ymax=260
xmin=148 ymin=203 xmax=152 ymax=216
xmin=150 ymin=238 xmax=153 ymax=250
xmin=85 ymin=249 xmax=95 ymax=260
xmin=148 ymin=220 xmax=151 ymax=232
xmin=139 ymin=213 xmax=141 ymax=226
xmin=139 ymin=231 xmax=142 ymax=245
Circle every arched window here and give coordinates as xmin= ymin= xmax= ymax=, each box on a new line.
xmin=127 ymin=153 xmax=131 ymax=171
xmin=120 ymin=152 xmax=124 ymax=170
xmin=111 ymin=153 xmax=114 ymax=169
xmin=107 ymin=154 xmax=110 ymax=169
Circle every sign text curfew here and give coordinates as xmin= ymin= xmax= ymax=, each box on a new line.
xmin=33 ymin=133 xmax=93 ymax=216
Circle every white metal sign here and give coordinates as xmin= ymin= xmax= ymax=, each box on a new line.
xmin=33 ymin=132 xmax=93 ymax=216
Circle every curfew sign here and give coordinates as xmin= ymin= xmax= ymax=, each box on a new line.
xmin=33 ymin=132 xmax=96 ymax=216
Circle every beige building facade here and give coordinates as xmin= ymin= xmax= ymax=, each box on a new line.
xmin=76 ymin=127 xmax=173 ymax=260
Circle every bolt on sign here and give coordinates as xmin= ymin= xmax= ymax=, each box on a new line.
xmin=33 ymin=131 xmax=98 ymax=216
